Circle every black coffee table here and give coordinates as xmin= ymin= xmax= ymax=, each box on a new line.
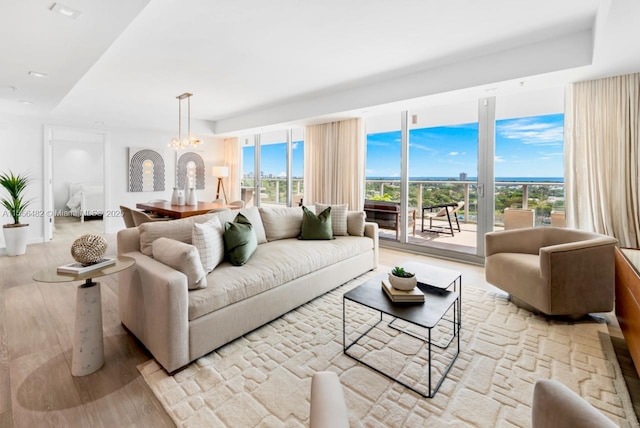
xmin=343 ymin=273 xmax=460 ymax=398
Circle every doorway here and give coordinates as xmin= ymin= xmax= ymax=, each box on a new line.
xmin=43 ymin=126 xmax=110 ymax=241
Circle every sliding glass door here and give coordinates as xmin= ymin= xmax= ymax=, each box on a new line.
xmin=363 ymin=88 xmax=564 ymax=262
xmin=240 ymin=127 xmax=304 ymax=208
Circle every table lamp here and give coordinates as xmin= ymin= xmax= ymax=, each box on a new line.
xmin=211 ymin=166 xmax=229 ymax=204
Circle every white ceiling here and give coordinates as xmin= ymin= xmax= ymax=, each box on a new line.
xmin=1 ymin=0 xmax=639 ymax=135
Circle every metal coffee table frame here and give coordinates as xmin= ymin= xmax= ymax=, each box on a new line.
xmin=343 ymin=277 xmax=460 ymax=398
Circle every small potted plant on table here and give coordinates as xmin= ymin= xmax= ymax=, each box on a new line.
xmin=389 ymin=266 xmax=417 ymax=290
xmin=1 ymin=171 xmax=34 ymax=256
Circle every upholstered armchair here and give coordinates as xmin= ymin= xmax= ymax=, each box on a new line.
xmin=485 ymin=227 xmax=618 ymax=316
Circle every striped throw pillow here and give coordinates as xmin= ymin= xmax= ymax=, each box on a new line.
xmin=315 ymin=203 xmax=348 ymax=236
xmin=192 ymin=216 xmax=224 ymax=273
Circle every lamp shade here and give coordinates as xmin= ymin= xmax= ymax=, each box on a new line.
xmin=211 ymin=166 xmax=229 ymax=178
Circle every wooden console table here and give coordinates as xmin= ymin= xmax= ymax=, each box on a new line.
xmin=615 ymin=247 xmax=640 ymax=377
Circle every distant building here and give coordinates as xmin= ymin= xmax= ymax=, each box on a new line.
xmin=459 ymin=172 xmax=467 ymax=181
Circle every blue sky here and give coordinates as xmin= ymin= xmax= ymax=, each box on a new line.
xmin=366 ymin=113 xmax=564 ymax=179
xmin=243 ymin=141 xmax=304 ymax=178
xmin=243 ymin=113 xmax=564 ymax=180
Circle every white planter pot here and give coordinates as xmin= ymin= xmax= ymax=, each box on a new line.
xmin=388 ymin=272 xmax=417 ymax=291
xmin=3 ymin=224 xmax=29 ymax=256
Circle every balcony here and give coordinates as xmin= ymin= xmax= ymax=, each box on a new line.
xmin=366 ymin=178 xmax=565 ymax=253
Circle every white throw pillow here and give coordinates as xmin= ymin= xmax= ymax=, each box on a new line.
xmin=216 ymin=206 xmax=267 ymax=244
xmin=152 ymin=237 xmax=207 ymax=289
xmin=259 ymin=206 xmax=304 ymax=241
xmin=315 ymin=203 xmax=348 ymax=236
xmin=139 ymin=214 xmax=215 ymax=257
xmin=347 ymin=211 xmax=366 ymax=236
xmin=192 ymin=217 xmax=224 ymax=273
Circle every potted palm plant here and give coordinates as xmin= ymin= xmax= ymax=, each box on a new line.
xmin=1 ymin=171 xmax=34 ymax=256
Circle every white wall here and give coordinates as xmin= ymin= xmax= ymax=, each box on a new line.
xmin=106 ymin=129 xmax=225 ymax=232
xmin=0 ymin=115 xmax=45 ymax=249
xmin=0 ymin=113 xmax=225 ymax=250
xmin=52 ymin=139 xmax=105 ymax=211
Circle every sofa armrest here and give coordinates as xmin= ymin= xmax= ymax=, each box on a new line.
xmin=485 ymin=228 xmax=544 ymax=257
xmin=310 ymin=372 xmax=349 ymax=428
xmin=117 ymin=227 xmax=141 ymax=254
xmin=118 ymin=251 xmax=190 ymax=373
xmin=539 ymin=239 xmax=617 ymax=314
xmin=532 ymin=379 xmax=617 ymax=427
xmin=364 ymin=221 xmax=379 ymax=268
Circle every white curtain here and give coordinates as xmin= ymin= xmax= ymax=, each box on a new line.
xmin=565 ymin=72 xmax=640 ymax=247
xmin=223 ymin=137 xmax=240 ymax=202
xmin=304 ymin=118 xmax=365 ymax=210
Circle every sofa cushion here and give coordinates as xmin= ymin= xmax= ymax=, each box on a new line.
xmin=192 ymin=217 xmax=224 ymax=273
xmin=224 ymin=213 xmax=258 ymax=266
xmin=259 ymin=206 xmax=304 ymax=241
xmin=139 ymin=213 xmax=215 ymax=256
xmin=152 ymin=237 xmax=207 ymax=289
xmin=347 ymin=211 xmax=366 ymax=236
xmin=300 ymin=206 xmax=333 ymax=240
xmin=315 ymin=203 xmax=347 ymax=236
xmin=187 ymin=235 xmax=374 ymax=320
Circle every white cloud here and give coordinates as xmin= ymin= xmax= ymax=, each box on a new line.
xmin=495 ymin=155 xmax=506 ymax=163
xmin=497 ymin=118 xmax=564 ymax=147
xmin=368 ymin=141 xmax=390 ymax=147
xmin=292 ymin=142 xmax=298 ymax=150
xmin=410 ymin=143 xmax=434 ymax=152
xmin=278 ymin=171 xmax=286 ymax=177
xmin=449 ymin=151 xmax=459 ymax=156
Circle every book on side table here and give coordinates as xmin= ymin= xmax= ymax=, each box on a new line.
xmin=381 ymin=278 xmax=425 ymax=303
xmin=57 ymin=257 xmax=116 ymax=275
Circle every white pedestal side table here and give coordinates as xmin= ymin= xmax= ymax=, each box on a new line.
xmin=33 ymin=256 xmax=135 ymax=376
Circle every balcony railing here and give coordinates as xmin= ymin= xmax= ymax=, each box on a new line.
xmin=241 ymin=178 xmax=304 ymax=206
xmin=241 ymin=177 xmax=565 ymax=227
xmin=365 ymin=179 xmax=565 ymax=226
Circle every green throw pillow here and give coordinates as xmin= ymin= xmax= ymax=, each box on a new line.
xmin=299 ymin=206 xmax=334 ymax=240
xmin=223 ymin=213 xmax=258 ymax=266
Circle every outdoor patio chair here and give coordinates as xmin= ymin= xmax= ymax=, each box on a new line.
xmin=422 ymin=201 xmax=464 ymax=236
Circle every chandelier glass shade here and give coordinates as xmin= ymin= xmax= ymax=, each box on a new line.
xmin=169 ymin=92 xmax=202 ymax=150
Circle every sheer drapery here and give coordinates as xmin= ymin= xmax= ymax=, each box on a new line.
xmin=565 ymin=72 xmax=640 ymax=247
xmin=304 ymin=118 xmax=365 ymax=210
xmin=223 ymin=137 xmax=240 ymax=202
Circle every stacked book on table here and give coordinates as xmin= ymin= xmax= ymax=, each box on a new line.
xmin=57 ymin=257 xmax=116 ymax=274
xmin=381 ymin=279 xmax=424 ymax=303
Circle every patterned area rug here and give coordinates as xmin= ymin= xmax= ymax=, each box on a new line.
xmin=139 ymin=269 xmax=638 ymax=427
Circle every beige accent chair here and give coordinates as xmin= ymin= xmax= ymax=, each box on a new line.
xmin=503 ymin=208 xmax=535 ymax=230
xmin=120 ymin=206 xmax=137 ymax=228
xmin=130 ymin=210 xmax=172 ymax=227
xmin=485 ymin=227 xmax=618 ymax=316
xmin=310 ymin=372 xmax=348 ymax=428
xmin=532 ymin=380 xmax=617 ymax=427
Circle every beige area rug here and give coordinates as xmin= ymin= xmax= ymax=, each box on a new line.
xmin=139 ymin=269 xmax=639 ymax=427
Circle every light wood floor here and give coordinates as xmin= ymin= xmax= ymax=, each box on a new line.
xmin=1 ymin=224 xmax=638 ymax=427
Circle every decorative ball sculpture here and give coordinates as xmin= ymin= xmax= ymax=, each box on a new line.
xmin=71 ymin=234 xmax=107 ymax=266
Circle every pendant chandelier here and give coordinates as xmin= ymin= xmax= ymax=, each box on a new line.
xmin=169 ymin=92 xmax=202 ymax=150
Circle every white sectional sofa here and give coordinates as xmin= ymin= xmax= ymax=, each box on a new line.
xmin=117 ymin=206 xmax=379 ymax=373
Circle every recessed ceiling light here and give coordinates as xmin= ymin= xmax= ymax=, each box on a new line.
xmin=18 ymin=100 xmax=33 ymax=105
xmin=50 ymin=3 xmax=81 ymax=19
xmin=28 ymin=71 xmax=48 ymax=78
xmin=94 ymin=121 xmax=104 ymax=126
